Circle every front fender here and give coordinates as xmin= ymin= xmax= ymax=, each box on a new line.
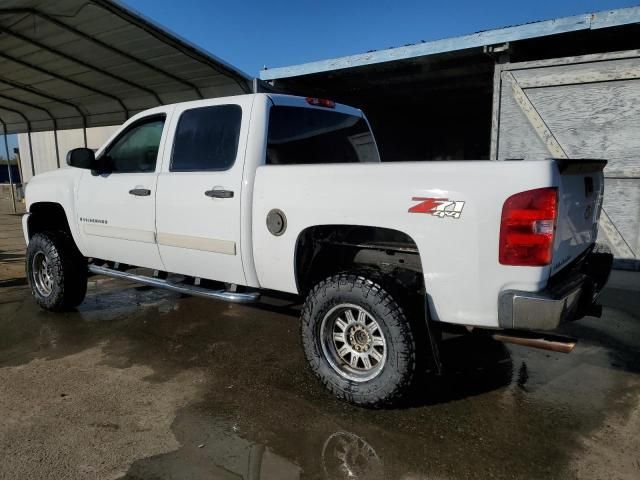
xmin=25 ymin=168 xmax=86 ymax=254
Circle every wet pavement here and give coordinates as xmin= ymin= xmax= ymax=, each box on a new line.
xmin=1 ymin=197 xmax=639 ymax=479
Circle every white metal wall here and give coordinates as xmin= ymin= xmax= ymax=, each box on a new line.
xmin=17 ymin=125 xmax=119 ymax=182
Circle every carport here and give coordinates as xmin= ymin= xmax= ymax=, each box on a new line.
xmin=0 ymin=0 xmax=251 ymax=211
xmin=1 ymin=3 xmax=638 ymax=264
xmin=260 ymin=7 xmax=640 ymax=265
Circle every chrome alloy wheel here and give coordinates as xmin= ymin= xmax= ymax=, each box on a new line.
xmin=320 ymin=304 xmax=387 ymax=382
xmin=32 ymin=251 xmax=54 ymax=297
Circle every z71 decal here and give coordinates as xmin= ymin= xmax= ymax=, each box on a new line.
xmin=408 ymin=197 xmax=465 ymax=219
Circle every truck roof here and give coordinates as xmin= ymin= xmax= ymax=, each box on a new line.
xmin=266 ymin=94 xmax=364 ymax=118
xmin=133 ymin=93 xmax=364 ymax=120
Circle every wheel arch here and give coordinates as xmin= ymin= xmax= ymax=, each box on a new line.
xmin=26 ymin=201 xmax=85 ymax=255
xmin=293 ymin=224 xmax=425 ymax=297
xmin=27 ymin=202 xmax=71 ymax=239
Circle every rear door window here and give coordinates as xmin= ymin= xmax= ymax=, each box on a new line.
xmin=171 ymin=105 xmax=242 ymax=171
xmin=267 ymin=106 xmax=379 ymax=165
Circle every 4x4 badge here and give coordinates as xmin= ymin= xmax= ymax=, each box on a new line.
xmin=408 ymin=197 xmax=465 ymax=219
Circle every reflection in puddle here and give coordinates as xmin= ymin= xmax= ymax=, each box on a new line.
xmin=123 ymin=416 xmax=303 ymax=479
xmin=517 ymin=361 xmax=529 ymax=390
xmin=125 ymin=420 xmax=388 ymax=480
xmin=78 ymin=283 xmax=181 ymax=321
xmin=322 ymin=431 xmax=383 ymax=480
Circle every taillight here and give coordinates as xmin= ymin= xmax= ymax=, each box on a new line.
xmin=499 ymin=187 xmax=558 ymax=266
xmin=306 ymin=97 xmax=335 ymax=108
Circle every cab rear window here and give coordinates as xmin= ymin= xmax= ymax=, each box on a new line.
xmin=266 ymin=106 xmax=379 ymax=165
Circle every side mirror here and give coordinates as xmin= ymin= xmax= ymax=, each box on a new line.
xmin=66 ymin=148 xmax=95 ymax=169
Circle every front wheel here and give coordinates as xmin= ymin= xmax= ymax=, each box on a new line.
xmin=26 ymin=231 xmax=88 ymax=311
xmin=301 ymin=274 xmax=417 ymax=407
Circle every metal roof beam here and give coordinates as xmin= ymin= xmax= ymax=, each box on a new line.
xmin=0 ymin=104 xmax=30 ymax=128
xmin=0 ymin=94 xmax=63 ymax=169
xmin=0 ymin=50 xmax=129 ymax=120
xmin=0 ymin=77 xmax=88 ymax=154
xmin=259 ymin=6 xmax=640 ymax=81
xmin=0 ymin=8 xmax=205 ymax=99
xmin=0 ymin=25 xmax=164 ymax=105
xmin=0 ymin=104 xmax=35 ymax=175
xmin=0 ymin=90 xmax=58 ymax=129
xmin=0 ymin=76 xmax=88 ymax=121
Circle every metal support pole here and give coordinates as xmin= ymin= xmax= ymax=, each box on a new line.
xmin=53 ymin=127 xmax=60 ymax=168
xmin=83 ymin=126 xmax=87 ymax=148
xmin=27 ymin=129 xmax=35 ymax=177
xmin=3 ymin=131 xmax=16 ymax=213
xmin=0 ymin=107 xmax=35 ymax=180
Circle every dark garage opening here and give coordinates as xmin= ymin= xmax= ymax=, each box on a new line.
xmin=268 ymin=49 xmax=495 ymax=162
xmin=265 ymin=24 xmax=640 ymax=163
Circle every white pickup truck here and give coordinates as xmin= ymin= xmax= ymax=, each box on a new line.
xmin=22 ymin=93 xmax=612 ymax=406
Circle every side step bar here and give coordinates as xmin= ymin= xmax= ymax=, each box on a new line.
xmin=88 ymin=264 xmax=260 ymax=303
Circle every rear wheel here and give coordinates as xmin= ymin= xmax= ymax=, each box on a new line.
xmin=301 ymin=273 xmax=417 ymax=407
xmin=26 ymin=232 xmax=87 ymax=311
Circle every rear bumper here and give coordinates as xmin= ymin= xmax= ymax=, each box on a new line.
xmin=498 ymin=246 xmax=613 ymax=330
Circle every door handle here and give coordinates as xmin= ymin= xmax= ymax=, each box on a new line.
xmin=129 ymin=188 xmax=151 ymax=196
xmin=205 ymin=189 xmax=234 ymax=198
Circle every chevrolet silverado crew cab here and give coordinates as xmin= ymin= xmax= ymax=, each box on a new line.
xmin=23 ymin=93 xmax=612 ymax=407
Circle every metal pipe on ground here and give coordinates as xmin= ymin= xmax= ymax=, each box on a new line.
xmin=492 ymin=332 xmax=577 ymax=353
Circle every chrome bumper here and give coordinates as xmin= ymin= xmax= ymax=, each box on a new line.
xmin=498 ymin=246 xmax=613 ymax=331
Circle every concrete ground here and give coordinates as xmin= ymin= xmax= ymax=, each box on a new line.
xmin=1 ymin=195 xmax=639 ymax=480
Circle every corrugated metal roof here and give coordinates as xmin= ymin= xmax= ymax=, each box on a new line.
xmin=260 ymin=6 xmax=640 ymax=81
xmin=0 ymin=0 xmax=252 ymax=134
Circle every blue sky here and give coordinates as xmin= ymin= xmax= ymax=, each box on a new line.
xmin=4 ymin=1 xmax=639 ymax=164
xmin=126 ymin=0 xmax=639 ymax=75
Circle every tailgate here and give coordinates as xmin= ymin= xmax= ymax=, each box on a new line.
xmin=552 ymin=159 xmax=606 ymax=275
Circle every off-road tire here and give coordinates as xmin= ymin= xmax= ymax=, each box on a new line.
xmin=26 ymin=231 xmax=88 ymax=311
xmin=301 ymin=273 xmax=417 ymax=407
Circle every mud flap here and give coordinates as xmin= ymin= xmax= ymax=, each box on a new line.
xmin=425 ymin=296 xmax=443 ymax=375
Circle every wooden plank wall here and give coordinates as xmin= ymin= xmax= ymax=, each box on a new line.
xmin=492 ymin=50 xmax=640 ymax=267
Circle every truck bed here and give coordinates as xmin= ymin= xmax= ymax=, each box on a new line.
xmin=251 ymin=159 xmax=602 ymax=328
